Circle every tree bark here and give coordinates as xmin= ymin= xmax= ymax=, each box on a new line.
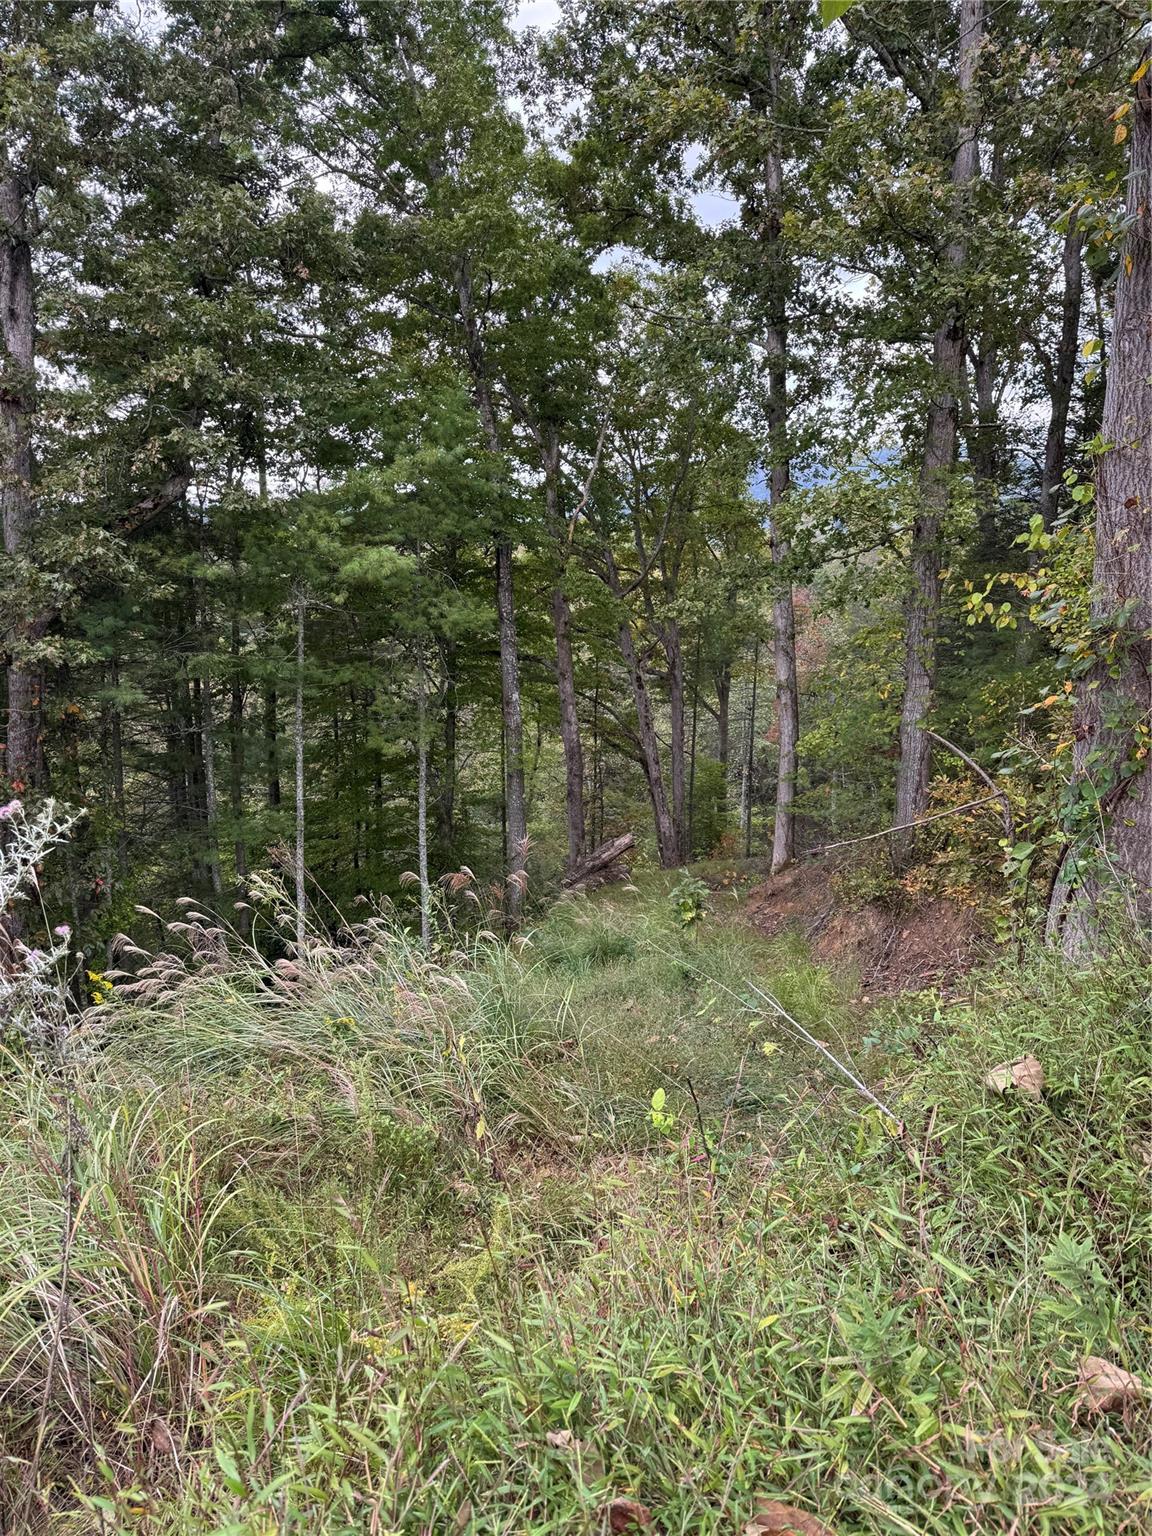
xmin=416 ymin=653 xmax=431 ymax=946
xmin=1049 ymin=58 xmax=1151 ymax=953
xmin=605 ymin=548 xmax=679 ymax=866
xmin=742 ymin=639 xmax=760 ymax=861
xmin=541 ymin=428 xmax=587 ymax=868
xmin=438 ymin=637 xmax=457 ymax=854
xmin=293 ymin=589 xmax=306 ymax=950
xmin=716 ymin=665 xmax=731 ymax=775
xmin=664 ymin=616 xmax=688 ymax=864
xmin=456 ymin=254 xmax=528 ymax=921
xmin=1039 ymin=213 xmax=1084 ymax=532
xmin=199 ymin=658 xmax=223 ymax=899
xmin=769 ymin=520 xmax=799 ymax=874
xmin=1 ymin=159 xmax=41 ymax=795
xmin=756 ymin=14 xmax=799 ymax=877
xmin=263 ymin=684 xmax=281 ymax=809
xmin=892 ymin=0 xmax=984 ymax=865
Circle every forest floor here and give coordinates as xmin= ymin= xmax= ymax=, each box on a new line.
xmin=744 ymin=858 xmax=982 ymax=997
xmin=1 ymin=867 xmax=1149 ymax=1534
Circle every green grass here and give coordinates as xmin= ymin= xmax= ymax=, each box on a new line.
xmin=0 ymin=882 xmax=1148 ymax=1533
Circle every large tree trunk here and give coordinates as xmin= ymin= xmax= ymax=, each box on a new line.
xmin=1 ymin=161 xmax=40 ymax=797
xmin=541 ymin=429 xmax=587 ymax=868
xmin=415 ymin=654 xmax=431 ymax=946
xmin=769 ymin=523 xmax=798 ymax=874
xmin=1048 ymin=59 xmax=1151 ymax=953
xmin=716 ymin=664 xmax=731 ymax=775
xmin=456 ymin=255 xmax=528 ymax=921
xmin=263 ymin=684 xmax=281 ymax=809
xmin=1039 ymin=213 xmax=1085 ymax=532
xmin=605 ymin=550 xmax=679 ymax=866
xmin=199 ymin=660 xmax=223 ymax=899
xmin=758 ymin=22 xmax=799 ymax=877
xmin=742 ymin=639 xmax=760 ymax=860
xmin=437 ymin=635 xmax=457 ymax=854
xmin=892 ymin=0 xmax=984 ymax=864
xmin=293 ymin=589 xmax=307 ymax=950
xmin=664 ymin=616 xmax=687 ymax=864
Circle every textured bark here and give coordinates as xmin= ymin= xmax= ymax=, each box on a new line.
xmin=1 ymin=159 xmax=41 ymax=793
xmin=606 ymin=549 xmax=679 ymax=866
xmin=755 ymin=13 xmax=799 ymax=876
xmin=742 ymin=640 xmax=760 ymax=861
xmin=293 ymin=591 xmax=306 ymax=950
xmin=560 ymin=831 xmax=635 ymax=890
xmin=263 ymin=686 xmax=281 ymax=809
xmin=228 ymin=621 xmax=249 ymax=927
xmin=541 ymin=429 xmax=587 ymax=868
xmin=716 ymin=666 xmax=731 ymax=773
xmin=1039 ymin=215 xmax=1085 ymax=532
xmin=456 ymin=255 xmax=527 ymax=920
xmin=664 ymin=616 xmax=687 ymax=864
xmin=199 ymin=666 xmax=223 ymax=898
xmin=437 ymin=636 xmax=457 ymax=853
xmin=416 ymin=657 xmax=430 ymax=946
xmin=1049 ymin=60 xmax=1152 ymax=953
xmin=892 ymin=0 xmax=984 ymax=864
xmin=769 ymin=519 xmax=798 ymax=875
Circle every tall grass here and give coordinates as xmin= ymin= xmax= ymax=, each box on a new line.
xmin=0 ymin=878 xmax=1148 ymax=1532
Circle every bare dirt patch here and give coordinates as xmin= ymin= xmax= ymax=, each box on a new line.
xmin=746 ymin=856 xmax=983 ymax=995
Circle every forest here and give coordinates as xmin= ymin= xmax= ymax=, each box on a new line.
xmin=0 ymin=0 xmax=1149 ymax=1532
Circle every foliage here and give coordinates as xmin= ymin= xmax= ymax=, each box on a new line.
xmin=0 ymin=877 xmax=1148 ymax=1533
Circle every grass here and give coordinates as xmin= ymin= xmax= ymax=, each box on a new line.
xmin=0 ymin=875 xmax=1148 ymax=1533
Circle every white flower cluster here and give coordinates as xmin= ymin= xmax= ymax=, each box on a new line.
xmin=0 ymin=798 xmax=83 ymax=1053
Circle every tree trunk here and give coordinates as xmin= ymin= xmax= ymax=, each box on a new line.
xmin=540 ymin=427 xmax=587 ymax=869
xmin=687 ymin=635 xmax=700 ymax=857
xmin=892 ymin=0 xmax=984 ymax=865
xmin=605 ymin=550 xmax=678 ymax=865
xmin=1039 ymin=213 xmax=1084 ymax=532
xmin=664 ymin=617 xmax=687 ymax=864
xmin=438 ymin=637 xmax=457 ymax=854
xmin=456 ymin=255 xmax=527 ymax=921
xmin=742 ymin=639 xmax=760 ymax=861
xmin=293 ymin=590 xmax=306 ymax=950
xmin=1048 ymin=58 xmax=1151 ymax=953
xmin=263 ymin=684 xmax=281 ymax=808
xmin=416 ymin=654 xmax=431 ymax=946
xmin=759 ymin=25 xmax=799 ymax=877
xmin=1 ymin=161 xmax=41 ymax=796
xmin=228 ymin=619 xmax=249 ymax=931
xmin=769 ymin=523 xmax=799 ymax=874
xmin=200 ymin=659 xmax=223 ymax=898
xmin=716 ymin=665 xmax=731 ymax=775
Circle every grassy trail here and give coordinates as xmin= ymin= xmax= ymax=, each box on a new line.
xmin=1 ymin=876 xmax=1149 ymax=1533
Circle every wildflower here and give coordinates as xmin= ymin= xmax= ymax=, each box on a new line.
xmin=0 ymin=798 xmax=21 ymax=821
xmin=53 ymin=923 xmax=71 ymax=938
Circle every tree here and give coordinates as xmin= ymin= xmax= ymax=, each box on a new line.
xmin=1048 ymin=50 xmax=1151 ymax=953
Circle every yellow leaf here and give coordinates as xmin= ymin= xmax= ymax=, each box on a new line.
xmin=474 ymin=1115 xmax=486 ymax=1140
xmin=1110 ymin=102 xmax=1130 ymax=120
xmin=1131 ymin=57 xmax=1150 ymax=84
xmin=1114 ymin=122 xmax=1128 ymax=144
xmin=1125 ymin=252 xmax=1134 ymax=277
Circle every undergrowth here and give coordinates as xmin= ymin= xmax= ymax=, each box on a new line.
xmin=0 ymin=878 xmax=1148 ymax=1533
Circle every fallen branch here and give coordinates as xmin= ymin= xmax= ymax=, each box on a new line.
xmin=925 ymin=730 xmax=1015 ymax=844
xmin=807 ymin=794 xmax=1004 ymax=858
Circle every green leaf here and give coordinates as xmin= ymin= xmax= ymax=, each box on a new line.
xmin=821 ymin=0 xmax=860 ymax=24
